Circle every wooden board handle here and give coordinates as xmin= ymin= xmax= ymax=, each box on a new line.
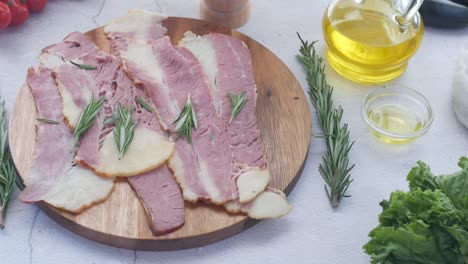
xmin=200 ymin=0 xmax=251 ymax=28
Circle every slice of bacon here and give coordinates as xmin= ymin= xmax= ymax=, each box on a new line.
xmin=180 ymin=32 xmax=292 ymax=218
xmin=36 ymin=32 xmax=184 ymax=235
xmin=180 ymin=32 xmax=271 ymax=203
xmin=43 ymin=32 xmax=175 ymax=178
xmin=105 ymin=17 xmax=238 ymax=205
xmin=106 ymin=10 xmax=290 ymax=218
xmin=112 ymin=64 xmax=185 ymax=235
xmin=18 ymin=66 xmax=115 ymax=213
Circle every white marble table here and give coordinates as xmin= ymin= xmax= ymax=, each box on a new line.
xmin=0 ymin=1 xmax=467 ymax=263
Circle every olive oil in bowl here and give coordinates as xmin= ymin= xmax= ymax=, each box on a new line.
xmin=362 ymin=86 xmax=434 ymax=144
xmin=367 ymin=104 xmax=423 ymax=144
xmin=323 ymin=0 xmax=424 ymax=84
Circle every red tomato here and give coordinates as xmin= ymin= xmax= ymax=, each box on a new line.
xmin=26 ymin=0 xmax=46 ymax=12
xmin=7 ymin=0 xmax=29 ymax=26
xmin=0 ymin=2 xmax=12 ymax=30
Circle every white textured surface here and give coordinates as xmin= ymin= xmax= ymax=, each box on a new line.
xmin=1 ymin=1 xmax=468 ymax=263
xmin=453 ymin=42 xmax=468 ymax=128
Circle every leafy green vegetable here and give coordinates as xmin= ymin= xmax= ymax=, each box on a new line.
xmin=407 ymin=161 xmax=440 ymax=192
xmin=378 ymin=190 xmax=464 ymax=228
xmin=460 ymin=157 xmax=468 ymax=170
xmin=408 ymin=159 xmax=468 ymax=221
xmin=365 ymin=222 xmax=448 ymax=264
xmin=364 ymin=157 xmax=468 ymax=264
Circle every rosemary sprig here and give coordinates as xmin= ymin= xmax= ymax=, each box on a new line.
xmin=36 ymin=118 xmax=59 ymax=124
xmin=0 ymin=100 xmax=19 ymax=229
xmin=73 ymin=96 xmax=105 ymax=147
xmin=173 ymin=95 xmax=198 ymax=144
xmin=297 ymin=34 xmax=355 ymax=208
xmin=70 ymin=60 xmax=97 ymax=70
xmin=136 ymin=96 xmax=154 ymax=113
xmin=228 ymin=92 xmax=248 ymax=123
xmin=113 ymin=103 xmax=138 ymax=160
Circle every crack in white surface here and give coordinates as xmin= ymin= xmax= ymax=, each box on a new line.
xmin=133 ymin=250 xmax=137 ymax=264
xmin=28 ymin=208 xmax=40 ymax=264
xmin=153 ymin=0 xmax=168 ymax=13
xmin=93 ymin=0 xmax=107 ymax=27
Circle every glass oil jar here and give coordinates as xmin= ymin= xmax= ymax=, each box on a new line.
xmin=323 ymin=0 xmax=425 ymax=84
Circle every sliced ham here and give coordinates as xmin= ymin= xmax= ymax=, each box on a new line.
xmin=42 ymin=32 xmax=175 ymax=178
xmin=180 ymin=32 xmax=292 ymax=218
xmin=104 ymin=22 xmax=238 ymax=205
xmin=53 ymin=64 xmax=92 ymax=129
xmin=104 ymin=9 xmax=167 ymax=40
xmin=18 ymin=67 xmax=115 ymax=213
xmin=39 ymin=32 xmax=184 ymax=235
xmin=111 ymin=63 xmax=185 ymax=235
xmin=129 ymin=165 xmax=185 ymax=235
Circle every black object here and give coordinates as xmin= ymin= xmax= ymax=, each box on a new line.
xmin=420 ymin=0 xmax=468 ymax=28
xmin=451 ymin=0 xmax=468 ymax=6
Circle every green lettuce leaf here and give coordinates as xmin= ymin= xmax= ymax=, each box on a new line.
xmin=459 ymin=157 xmax=468 ymax=170
xmin=366 ymin=190 xmax=467 ymax=263
xmin=437 ymin=159 xmax=468 ymax=223
xmin=378 ymin=190 xmax=463 ymax=227
xmin=364 ymin=221 xmax=448 ymax=264
xmin=407 ymin=161 xmax=439 ymax=192
xmin=432 ymin=225 xmax=468 ymax=264
xmin=365 ymin=157 xmax=468 ymax=263
xmin=407 ymin=157 xmax=468 ymax=223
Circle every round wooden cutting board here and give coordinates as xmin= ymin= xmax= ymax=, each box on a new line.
xmin=9 ymin=17 xmax=311 ymax=251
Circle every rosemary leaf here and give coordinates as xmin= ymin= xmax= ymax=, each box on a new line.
xmin=73 ymin=96 xmax=105 ymax=147
xmin=191 ymin=102 xmax=198 ymax=130
xmin=36 ymin=118 xmax=59 ymax=124
xmin=173 ymin=95 xmax=198 ymax=144
xmin=0 ymin=99 xmax=18 ymax=229
xmin=113 ymin=103 xmax=138 ymax=159
xmin=136 ymin=96 xmax=154 ymax=113
xmin=296 ymin=33 xmax=355 ymax=208
xmin=228 ymin=92 xmax=248 ymax=123
xmin=70 ymin=60 xmax=97 ymax=70
xmin=103 ymin=115 xmax=116 ymax=126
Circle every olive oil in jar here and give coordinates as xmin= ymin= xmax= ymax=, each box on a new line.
xmin=323 ymin=0 xmax=424 ymax=84
xmin=367 ymin=104 xmax=423 ymax=144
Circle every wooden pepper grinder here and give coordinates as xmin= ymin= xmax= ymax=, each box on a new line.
xmin=200 ymin=0 xmax=251 ymax=28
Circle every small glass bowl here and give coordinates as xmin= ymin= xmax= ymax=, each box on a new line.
xmin=361 ymin=86 xmax=434 ymax=144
